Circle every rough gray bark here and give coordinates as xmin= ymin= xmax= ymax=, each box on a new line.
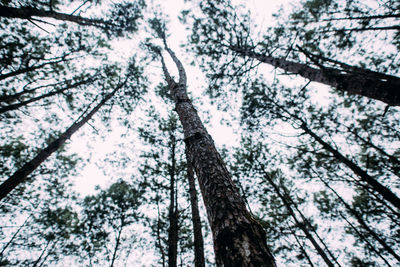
xmin=158 ymin=41 xmax=276 ymax=266
xmin=0 ymin=85 xmax=121 ymax=201
xmin=231 ymin=47 xmax=400 ymax=106
xmin=185 ymin=147 xmax=206 ymax=267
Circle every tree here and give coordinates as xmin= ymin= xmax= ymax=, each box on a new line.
xmin=147 ymin=18 xmax=276 ymax=266
xmin=0 ymin=0 xmax=145 ymax=37
xmin=0 ymin=63 xmax=143 ymax=201
xmin=189 ymin=0 xmax=400 ymax=105
xmin=186 ymin=146 xmax=206 ymax=267
xmin=139 ymin=106 xmax=206 ymax=266
xmin=77 ymin=179 xmax=144 ymax=266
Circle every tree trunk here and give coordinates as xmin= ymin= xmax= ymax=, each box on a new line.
xmin=0 ymin=85 xmax=121 ymax=201
xmin=0 ymin=5 xmax=108 ymax=28
xmin=156 ymin=194 xmax=166 ymax=267
xmin=231 ymin=47 xmax=400 ymax=106
xmin=185 ymin=147 xmax=206 ymax=267
xmin=168 ymin=135 xmax=178 ymax=267
xmin=258 ymin=167 xmax=335 ymax=267
xmin=281 ymin=185 xmax=342 ymax=267
xmin=159 ymin=41 xmax=276 ymax=266
xmin=300 ymin=123 xmax=400 ymax=210
xmin=340 ymin=212 xmax=392 ymax=266
xmin=322 ymin=179 xmax=400 ymax=263
xmin=0 ymin=214 xmax=31 ymax=257
xmin=110 ymin=222 xmax=124 ymax=267
xmin=290 ymin=226 xmax=315 ymax=267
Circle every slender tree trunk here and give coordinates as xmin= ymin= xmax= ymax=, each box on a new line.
xmin=185 ymin=147 xmax=206 ymax=267
xmin=0 ymin=215 xmax=31 ymax=257
xmin=319 ymin=25 xmax=400 ymax=33
xmin=347 ymin=127 xmax=400 ymax=170
xmin=0 ymin=85 xmax=121 ymax=201
xmin=0 ymin=5 xmax=108 ymax=28
xmin=156 ymin=194 xmax=166 ymax=267
xmin=300 ymin=123 xmax=400 ymax=210
xmin=322 ymin=179 xmax=400 ymax=263
xmin=281 ymin=185 xmax=342 ymax=267
xmin=168 ymin=135 xmax=178 ymax=267
xmin=110 ymin=222 xmax=124 ymax=267
xmin=32 ymin=239 xmax=52 ymax=267
xmin=290 ymin=226 xmax=315 ymax=267
xmin=158 ymin=41 xmax=276 ymax=266
xmin=258 ymin=168 xmax=335 ymax=267
xmin=340 ymin=212 xmax=392 ymax=266
xmin=231 ymin=47 xmax=400 ymax=105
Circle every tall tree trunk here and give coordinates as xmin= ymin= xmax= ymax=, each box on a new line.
xmin=0 ymin=85 xmax=121 ymax=201
xmin=156 ymin=194 xmax=166 ymax=267
xmin=231 ymin=47 xmax=400 ymax=106
xmin=300 ymin=122 xmax=400 ymax=210
xmin=110 ymin=222 xmax=124 ymax=267
xmin=185 ymin=147 xmax=206 ymax=267
xmin=32 ymin=239 xmax=52 ymax=267
xmin=281 ymin=185 xmax=342 ymax=267
xmin=0 ymin=5 xmax=108 ymax=29
xmin=0 ymin=214 xmax=31 ymax=257
xmin=290 ymin=226 xmax=315 ymax=267
xmin=158 ymin=40 xmax=276 ymax=266
xmin=168 ymin=135 xmax=178 ymax=267
xmin=321 ymin=179 xmax=400 ymax=263
xmin=258 ymin=167 xmax=335 ymax=267
xmin=340 ymin=212 xmax=392 ymax=266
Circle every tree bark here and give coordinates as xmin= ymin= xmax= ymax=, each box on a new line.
xmin=185 ymin=147 xmax=206 ymax=267
xmin=231 ymin=47 xmax=400 ymax=106
xmin=0 ymin=5 xmax=108 ymax=29
xmin=0 ymin=85 xmax=121 ymax=201
xmin=159 ymin=41 xmax=276 ymax=266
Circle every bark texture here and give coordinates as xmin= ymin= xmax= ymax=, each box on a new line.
xmin=185 ymin=147 xmax=206 ymax=267
xmin=231 ymin=47 xmax=400 ymax=106
xmin=0 ymin=86 xmax=120 ymax=201
xmin=159 ymin=42 xmax=276 ymax=267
